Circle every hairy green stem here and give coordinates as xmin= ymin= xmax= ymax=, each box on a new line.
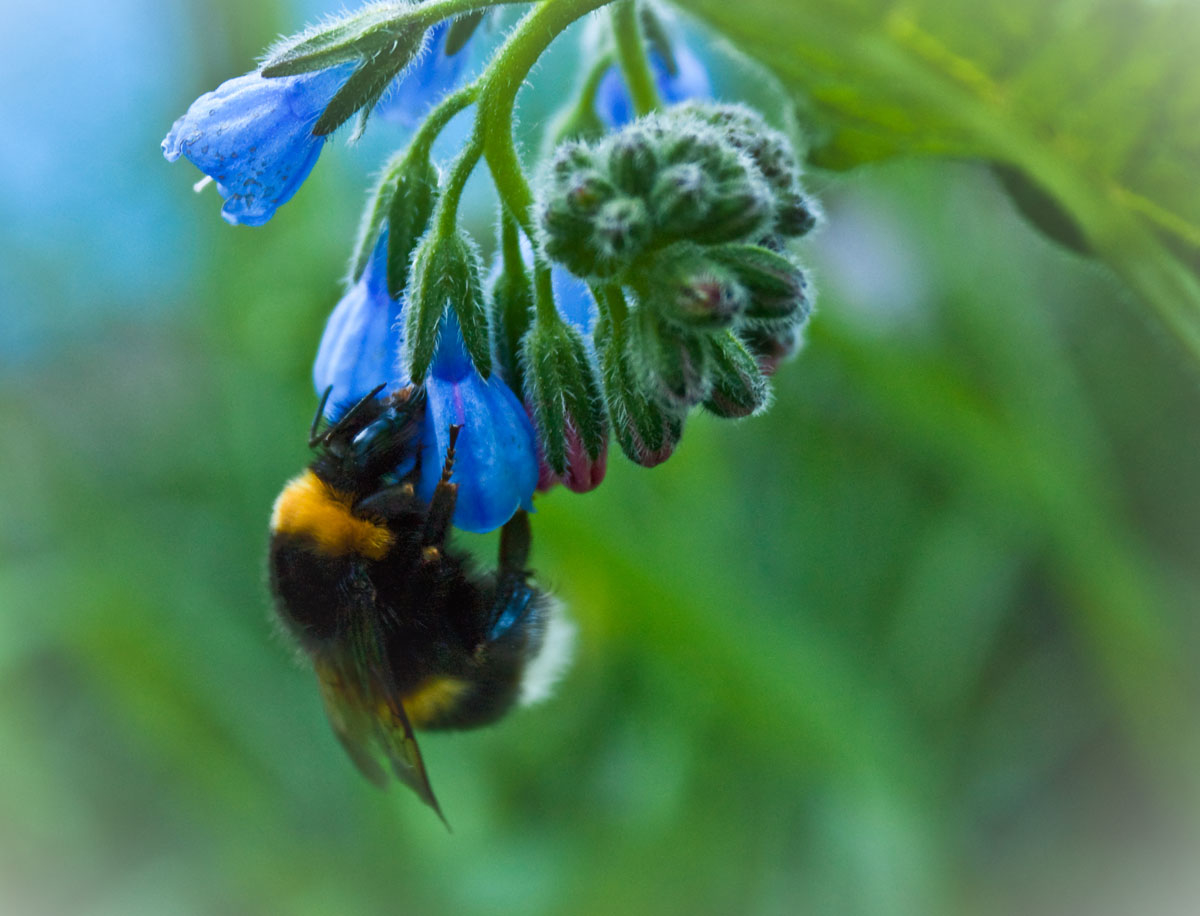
xmin=534 ymin=264 xmax=561 ymax=325
xmin=611 ymin=0 xmax=660 ymax=117
xmin=435 ymin=132 xmax=484 ymax=235
xmin=410 ymin=0 xmax=532 ymax=26
xmin=601 ymin=283 xmax=630 ymax=332
xmin=478 ymin=0 xmax=616 ymax=236
xmin=409 ymin=82 xmax=480 ymax=158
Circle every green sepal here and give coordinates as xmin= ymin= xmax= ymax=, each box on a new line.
xmin=627 ymin=304 xmax=712 ymax=410
xmin=640 ymin=243 xmax=746 ymax=329
xmin=678 ymin=101 xmax=819 ymax=239
xmin=740 ymin=316 xmax=805 ymax=376
xmin=520 ymin=304 xmax=607 ymax=475
xmin=708 ymin=243 xmax=809 ymax=321
xmin=261 ymin=6 xmax=398 ymax=77
xmin=386 ymin=155 xmax=439 ymax=298
xmin=444 ymin=11 xmax=486 ymax=57
xmin=350 ymin=148 xmax=439 ymax=296
xmin=598 ymin=319 xmax=684 ymax=467
xmin=649 ymin=162 xmax=713 ymax=236
xmin=313 ymin=32 xmax=424 ymax=136
xmin=405 ymin=229 xmax=492 ymax=382
xmin=592 ymin=197 xmax=652 ymax=273
xmin=608 ymin=128 xmax=658 ymax=197
xmin=489 ymin=238 xmax=535 ymax=390
xmin=688 ymin=168 xmax=774 ymax=245
xmin=703 ymin=330 xmax=770 ymax=418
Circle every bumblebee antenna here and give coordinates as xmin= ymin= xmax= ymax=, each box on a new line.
xmin=309 ymin=386 xmax=334 ymax=447
xmin=310 ymin=383 xmax=388 ymax=449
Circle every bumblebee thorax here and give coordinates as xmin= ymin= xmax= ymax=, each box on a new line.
xmin=270 ymin=469 xmax=394 ymax=560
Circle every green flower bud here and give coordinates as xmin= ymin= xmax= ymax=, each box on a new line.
xmin=678 ymin=101 xmax=820 ymax=239
xmin=592 ymin=197 xmax=652 ymax=273
xmin=708 ymin=243 xmax=810 ymax=322
xmin=704 ymin=330 xmax=771 ymax=418
xmin=649 ymin=162 xmax=713 ymax=235
xmin=600 ymin=324 xmax=685 ymax=467
xmin=641 ymin=243 xmax=746 ymax=329
xmin=521 ymin=317 xmax=608 ymax=476
xmin=741 ymin=317 xmax=806 ymax=376
xmin=657 ymin=122 xmax=774 ymax=244
xmin=628 ymin=305 xmax=712 ymax=410
xmin=405 ymin=228 xmax=491 ymax=382
xmin=608 ymin=128 xmax=659 ymax=197
xmin=552 ymin=141 xmax=597 ymax=181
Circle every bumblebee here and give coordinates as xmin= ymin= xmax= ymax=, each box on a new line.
xmin=268 ymin=385 xmax=570 ymax=818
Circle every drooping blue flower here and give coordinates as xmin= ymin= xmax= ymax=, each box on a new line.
xmin=594 ymin=42 xmax=711 ymax=128
xmin=375 ymin=22 xmax=473 ymax=128
xmin=312 ymin=232 xmax=404 ymax=413
xmin=419 ymin=311 xmax=538 ymax=534
xmin=163 ymin=63 xmax=356 ymax=226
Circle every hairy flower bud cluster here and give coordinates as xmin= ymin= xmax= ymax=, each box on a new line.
xmin=535 ymin=103 xmax=818 ymax=462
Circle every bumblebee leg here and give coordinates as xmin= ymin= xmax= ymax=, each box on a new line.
xmin=421 ymin=425 xmax=462 ymax=553
xmin=488 ymin=511 xmax=535 ymax=639
xmin=498 ymin=509 xmax=531 ymax=575
xmin=354 ymin=482 xmax=419 ymax=525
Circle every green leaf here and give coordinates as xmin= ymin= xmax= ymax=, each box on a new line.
xmin=677 ymin=0 xmax=1200 ymax=366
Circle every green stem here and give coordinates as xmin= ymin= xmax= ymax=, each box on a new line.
xmin=478 ymin=0 xmax=615 ymax=236
xmin=611 ymin=0 xmax=660 ymax=117
xmin=601 ymin=283 xmax=630 ymax=333
xmin=411 ymin=0 xmax=533 ymax=26
xmin=500 ymin=208 xmax=525 ymax=274
xmin=435 ymin=132 xmax=484 ymax=235
xmin=408 ymin=82 xmax=479 ymax=159
xmin=533 ymin=264 xmax=561 ymax=325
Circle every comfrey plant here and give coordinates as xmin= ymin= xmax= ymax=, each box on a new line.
xmin=163 ymin=0 xmax=819 ymax=812
xmin=163 ymin=0 xmax=817 ymax=526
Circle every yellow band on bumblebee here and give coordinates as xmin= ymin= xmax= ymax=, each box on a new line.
xmin=271 ymin=469 xmax=395 ymax=561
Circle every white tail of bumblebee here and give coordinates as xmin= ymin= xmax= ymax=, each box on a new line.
xmin=519 ymin=596 xmax=575 ymax=706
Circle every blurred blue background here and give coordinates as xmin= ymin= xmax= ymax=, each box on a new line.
xmin=3 ymin=2 xmax=1200 ymax=914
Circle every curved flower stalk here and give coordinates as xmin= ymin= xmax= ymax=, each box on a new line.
xmin=418 ymin=312 xmax=539 ymax=533
xmin=595 ymin=41 xmax=711 ymax=128
xmin=162 ymin=63 xmax=356 ymax=226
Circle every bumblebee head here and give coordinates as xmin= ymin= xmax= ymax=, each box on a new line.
xmin=309 ymin=384 xmax=425 ymax=497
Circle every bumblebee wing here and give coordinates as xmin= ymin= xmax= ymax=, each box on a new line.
xmin=371 ymin=687 xmax=447 ymax=824
xmin=314 ymin=657 xmax=388 ymax=788
xmin=315 ymin=603 xmax=447 ymax=822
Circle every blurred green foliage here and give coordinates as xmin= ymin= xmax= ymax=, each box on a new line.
xmin=2 ymin=1 xmax=1199 ymax=915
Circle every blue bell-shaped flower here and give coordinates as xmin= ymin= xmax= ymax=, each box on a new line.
xmin=162 ymin=63 xmax=356 ymax=226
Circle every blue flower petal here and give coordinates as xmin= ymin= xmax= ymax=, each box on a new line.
xmin=551 ymin=266 xmax=599 ymax=336
xmin=595 ymin=43 xmax=712 ymax=128
xmin=312 ymin=233 xmax=405 ymax=413
xmin=375 ymin=22 xmax=472 ymax=128
xmin=162 ymin=63 xmax=355 ymax=226
xmin=419 ymin=313 xmax=538 ymax=533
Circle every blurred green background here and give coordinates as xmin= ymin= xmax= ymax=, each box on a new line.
xmin=3 ymin=1 xmax=1200 ymax=914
